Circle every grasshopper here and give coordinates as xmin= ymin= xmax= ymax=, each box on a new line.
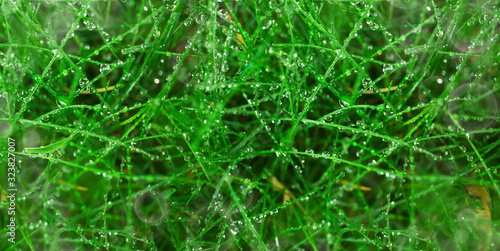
xmin=25 ymin=130 xmax=80 ymax=156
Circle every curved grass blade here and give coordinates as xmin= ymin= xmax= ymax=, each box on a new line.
xmin=119 ymin=106 xmax=149 ymax=126
xmin=25 ymin=130 xmax=80 ymax=154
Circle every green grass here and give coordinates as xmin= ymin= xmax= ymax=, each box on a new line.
xmin=0 ymin=0 xmax=499 ymax=250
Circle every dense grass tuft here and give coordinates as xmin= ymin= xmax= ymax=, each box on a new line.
xmin=0 ymin=0 xmax=499 ymax=250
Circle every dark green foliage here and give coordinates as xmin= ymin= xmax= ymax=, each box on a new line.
xmin=0 ymin=0 xmax=499 ymax=250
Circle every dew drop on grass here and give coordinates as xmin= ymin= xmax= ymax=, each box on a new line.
xmin=362 ymin=77 xmax=371 ymax=87
xmin=79 ymin=78 xmax=88 ymax=87
xmin=382 ymin=64 xmax=393 ymax=73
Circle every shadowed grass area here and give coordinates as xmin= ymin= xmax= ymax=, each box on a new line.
xmin=0 ymin=0 xmax=499 ymax=250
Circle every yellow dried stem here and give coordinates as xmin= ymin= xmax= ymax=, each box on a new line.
xmin=63 ymin=86 xmax=115 ymax=94
xmin=57 ymin=180 xmax=89 ymax=191
xmin=345 ymin=85 xmax=399 ymax=94
xmin=339 ymin=179 xmax=372 ymax=191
